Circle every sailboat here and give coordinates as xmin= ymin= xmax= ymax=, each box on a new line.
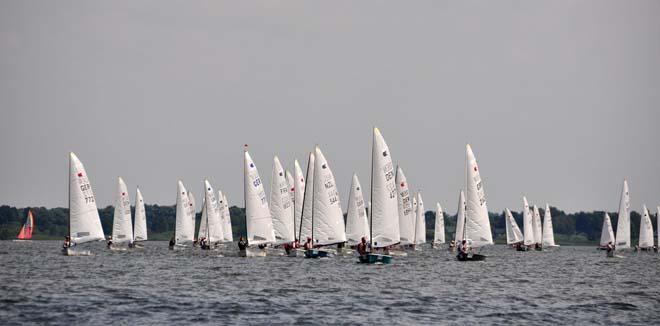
xmin=298 ymin=152 xmax=315 ymax=243
xmin=599 ymin=212 xmax=615 ymax=249
xmin=293 ymin=159 xmax=305 ymax=242
xmin=188 ymin=191 xmax=197 ymax=243
xmin=243 ymin=149 xmax=275 ymax=257
xmin=15 ymin=209 xmax=35 ymax=241
xmin=345 ymin=174 xmax=369 ymax=246
xmin=413 ymin=191 xmax=426 ymax=249
xmin=457 ymin=144 xmax=493 ymax=261
xmin=615 ymin=180 xmax=631 ymax=249
xmin=433 ymin=203 xmax=445 ymax=248
xmin=269 ymin=156 xmax=295 ymax=246
xmin=360 ymin=127 xmax=399 ymax=264
xmin=453 ymin=190 xmax=466 ymax=251
xmin=521 ymin=197 xmax=534 ymax=251
xmin=305 ymin=146 xmax=346 ymax=258
xmin=200 ymin=180 xmax=223 ymax=250
xmin=542 ymin=204 xmax=558 ymax=248
xmin=532 ymin=205 xmax=543 ymax=250
xmin=504 ymin=208 xmax=524 ymax=246
xmin=132 ymin=187 xmax=147 ymax=248
xmin=638 ymin=205 xmax=654 ymax=251
xmin=220 ymin=191 xmax=233 ymax=243
xmin=197 ymin=196 xmax=208 ymax=245
xmin=396 ymin=166 xmax=415 ymax=249
xmin=109 ymin=177 xmax=133 ymax=250
xmin=171 ymin=181 xmax=194 ymax=249
xmin=63 ymin=152 xmax=105 ymax=256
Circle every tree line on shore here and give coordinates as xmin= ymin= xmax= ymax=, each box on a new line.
xmin=0 ymin=204 xmax=653 ymax=243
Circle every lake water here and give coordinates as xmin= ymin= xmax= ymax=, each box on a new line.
xmin=1 ymin=241 xmax=658 ymax=325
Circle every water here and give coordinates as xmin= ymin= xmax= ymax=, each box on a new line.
xmin=1 ymin=241 xmax=659 ymax=325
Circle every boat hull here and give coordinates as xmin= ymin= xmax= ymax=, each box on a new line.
xmin=304 ymin=249 xmax=331 ymax=259
xmin=456 ymin=253 xmax=486 ymax=261
xmin=62 ymin=247 xmax=92 ymax=256
xmin=239 ymin=247 xmax=267 ymax=257
xmin=358 ymin=254 xmax=392 ymax=264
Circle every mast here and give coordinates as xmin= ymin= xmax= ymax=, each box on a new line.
xmin=311 ymin=147 xmax=317 ymax=248
xmin=369 ymin=128 xmax=374 ymax=252
xmin=243 ymin=144 xmax=248 ymax=245
xmin=297 ymin=152 xmax=312 ymax=242
xmin=68 ymin=153 xmax=71 ymax=239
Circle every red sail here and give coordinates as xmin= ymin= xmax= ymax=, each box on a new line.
xmin=17 ymin=210 xmax=34 ymax=240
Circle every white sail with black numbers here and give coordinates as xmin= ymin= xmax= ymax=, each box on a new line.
xmin=269 ymin=156 xmax=295 ymax=245
xmin=433 ymin=203 xmax=445 ymax=245
xmin=175 ymin=181 xmax=194 ymax=245
xmin=464 ymin=144 xmax=493 ymax=247
xmin=615 ymin=180 xmax=630 ymax=249
xmin=68 ymin=152 xmax=105 ymax=244
xmin=112 ymin=177 xmax=133 ymax=244
xmin=639 ymin=205 xmax=653 ymax=248
xmin=370 ymin=128 xmax=399 ymax=248
xmin=414 ymin=192 xmax=426 ymax=245
xmin=244 ymin=151 xmax=275 ymax=246
xmin=311 ymin=146 xmax=346 ymax=246
xmin=542 ymin=204 xmax=556 ymax=247
xmin=133 ymin=187 xmax=147 ymax=242
xmin=203 ymin=180 xmax=223 ymax=244
xmin=220 ymin=192 xmax=233 ymax=242
xmin=396 ymin=166 xmax=415 ymax=245
xmin=345 ymin=174 xmax=369 ymax=245
xmin=523 ymin=197 xmax=534 ymax=246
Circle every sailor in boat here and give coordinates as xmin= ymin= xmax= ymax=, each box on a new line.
xmin=634 ymin=244 xmax=640 ymax=252
xmin=63 ymin=236 xmax=71 ymax=249
xmin=199 ymin=237 xmax=209 ymax=250
xmin=283 ymin=241 xmax=293 ymax=255
xmin=238 ymin=236 xmax=248 ymax=252
xmin=449 ymin=240 xmax=456 ymax=251
xmin=606 ymin=241 xmax=615 ymax=258
xmin=106 ymin=236 xmax=113 ymax=249
xmin=293 ymin=239 xmax=300 ymax=249
xmin=357 ymin=237 xmax=368 ymax=257
xmin=168 ymin=236 xmax=175 ymax=249
xmin=304 ymin=237 xmax=313 ymax=251
xmin=457 ymin=240 xmax=470 ymax=260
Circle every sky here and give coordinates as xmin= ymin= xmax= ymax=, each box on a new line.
xmin=1 ymin=1 xmax=659 ymax=213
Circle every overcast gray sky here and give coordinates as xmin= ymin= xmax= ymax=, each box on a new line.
xmin=1 ymin=1 xmax=659 ymax=213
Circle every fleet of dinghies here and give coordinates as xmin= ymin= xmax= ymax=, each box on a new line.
xmin=58 ymin=132 xmax=657 ymax=261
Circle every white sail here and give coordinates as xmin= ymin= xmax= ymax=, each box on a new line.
xmin=244 ymin=151 xmax=275 ymax=245
xmin=345 ymin=174 xmax=369 ymax=245
xmin=269 ymin=156 xmax=295 ymax=245
xmin=203 ymin=180 xmax=223 ymax=244
xmin=532 ymin=205 xmax=542 ymax=244
xmin=505 ymin=208 xmax=523 ymax=244
xmin=464 ymin=144 xmax=493 ymax=247
xmin=293 ymin=160 xmax=305 ymax=241
xmin=198 ymin=197 xmax=208 ymax=241
xmin=286 ymin=170 xmax=295 ymax=204
xmin=414 ymin=192 xmax=426 ymax=245
xmin=133 ymin=187 xmax=147 ymax=242
xmin=433 ymin=203 xmax=445 ymax=244
xmin=396 ymin=166 xmax=415 ymax=245
xmin=175 ymin=181 xmax=194 ymax=245
xmin=112 ymin=177 xmax=133 ymax=244
xmin=615 ymin=180 xmax=631 ymax=248
xmin=542 ymin=204 xmax=556 ymax=247
xmin=522 ymin=197 xmax=534 ymax=246
xmin=454 ymin=190 xmax=466 ymax=243
xmin=639 ymin=205 xmax=653 ymax=248
xmin=311 ymin=146 xmax=346 ymax=246
xmin=299 ymin=152 xmax=315 ymax=242
xmin=188 ymin=191 xmax=196 ymax=239
xmin=68 ymin=152 xmax=105 ymax=244
xmin=370 ymin=128 xmax=400 ymax=248
xmin=220 ymin=192 xmax=233 ymax=242
xmin=600 ymin=213 xmax=615 ymax=247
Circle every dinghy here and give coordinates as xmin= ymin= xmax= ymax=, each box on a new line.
xmin=542 ymin=204 xmax=559 ymax=248
xmin=15 ymin=209 xmax=34 ymax=241
xmin=171 ymin=181 xmax=195 ymax=250
xmin=615 ymin=180 xmax=631 ymax=249
xmin=433 ymin=203 xmax=445 ymax=248
xmin=360 ymin=127 xmax=399 ymax=264
xmin=219 ymin=191 xmax=233 ymax=243
xmin=452 ymin=190 xmax=466 ymax=251
xmin=200 ymin=180 xmax=223 ymax=250
xmin=456 ymin=144 xmax=493 ymax=261
xmin=413 ymin=192 xmax=426 ymax=250
xmin=521 ymin=197 xmax=534 ymax=251
xmin=305 ymin=146 xmax=346 ymax=258
xmin=532 ymin=205 xmax=543 ymax=250
xmin=242 ymin=149 xmax=275 ymax=257
xmin=505 ymin=208 xmax=524 ymax=247
xmin=638 ymin=205 xmax=654 ymax=251
xmin=132 ymin=187 xmax=147 ymax=248
xmin=598 ymin=212 xmax=616 ymax=249
xmin=345 ymin=174 xmax=369 ymax=247
xmin=63 ymin=153 xmax=105 ymax=256
xmin=396 ymin=166 xmax=415 ymax=249
xmin=109 ymin=177 xmax=133 ymax=251
xmin=270 ymin=156 xmax=295 ymax=246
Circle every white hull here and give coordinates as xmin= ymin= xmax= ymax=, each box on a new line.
xmin=62 ymin=247 xmax=92 ymax=256
xmin=12 ymin=239 xmax=32 ymax=242
xmin=240 ymin=247 xmax=268 ymax=257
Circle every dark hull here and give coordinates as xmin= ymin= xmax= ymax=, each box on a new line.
xmin=457 ymin=253 xmax=486 ymax=261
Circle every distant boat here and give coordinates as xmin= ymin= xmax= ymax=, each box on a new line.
xmin=16 ymin=209 xmax=35 ymax=241
xmin=454 ymin=190 xmax=466 ymax=245
xmin=172 ymin=181 xmax=195 ymax=249
xmin=306 ymin=146 xmax=346 ymax=258
xmin=200 ymin=180 xmax=223 ymax=249
xmin=63 ymin=152 xmax=105 ymax=256
xmin=396 ymin=166 xmax=415 ymax=247
xmin=219 ymin=191 xmax=233 ymax=243
xmin=243 ymin=149 xmax=275 ymax=257
xmin=269 ymin=156 xmax=295 ymax=246
xmin=542 ymin=204 xmax=559 ymax=248
xmin=433 ymin=203 xmax=445 ymax=248
xmin=187 ymin=191 xmax=196 ymax=241
xmin=504 ymin=208 xmax=523 ymax=246
xmin=133 ymin=187 xmax=147 ymax=246
xmin=110 ymin=177 xmax=133 ymax=250
xmin=298 ymin=152 xmax=315 ymax=243
xmin=345 ymin=174 xmax=369 ymax=246
xmin=599 ymin=212 xmax=615 ymax=249
xmin=522 ymin=197 xmax=534 ymax=249
xmin=413 ymin=191 xmax=426 ymax=248
xmin=360 ymin=127 xmax=398 ymax=264
xmin=532 ymin=205 xmax=543 ymax=250
xmin=638 ymin=205 xmax=654 ymax=250
xmin=457 ymin=144 xmax=493 ymax=261
xmin=293 ymin=160 xmax=305 ymax=242
xmin=615 ymin=180 xmax=631 ymax=249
